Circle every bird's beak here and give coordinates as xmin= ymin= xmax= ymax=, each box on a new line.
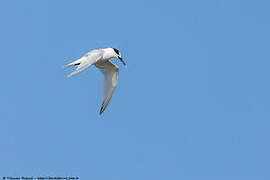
xmin=118 ymin=56 xmax=126 ymax=66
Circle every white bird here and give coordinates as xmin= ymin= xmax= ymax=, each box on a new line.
xmin=63 ymin=48 xmax=126 ymax=115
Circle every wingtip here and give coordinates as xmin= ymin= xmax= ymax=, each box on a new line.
xmin=99 ymin=109 xmax=104 ymax=115
xmin=99 ymin=103 xmax=105 ymax=115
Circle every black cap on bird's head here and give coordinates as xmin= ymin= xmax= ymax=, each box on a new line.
xmin=113 ymin=48 xmax=126 ymax=66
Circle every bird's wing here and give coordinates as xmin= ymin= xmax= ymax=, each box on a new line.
xmin=95 ymin=60 xmax=119 ymax=115
xmin=66 ymin=51 xmax=102 ymax=78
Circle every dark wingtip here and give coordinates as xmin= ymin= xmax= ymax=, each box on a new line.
xmin=99 ymin=110 xmax=103 ymax=115
xmin=99 ymin=103 xmax=105 ymax=115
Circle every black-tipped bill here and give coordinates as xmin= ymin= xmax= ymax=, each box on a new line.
xmin=118 ymin=56 xmax=126 ymax=66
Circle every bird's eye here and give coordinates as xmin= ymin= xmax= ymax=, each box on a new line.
xmin=113 ymin=48 xmax=120 ymax=55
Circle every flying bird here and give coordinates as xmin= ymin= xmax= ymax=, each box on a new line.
xmin=63 ymin=48 xmax=126 ymax=115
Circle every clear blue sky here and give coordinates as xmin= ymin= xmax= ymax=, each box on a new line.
xmin=0 ymin=0 xmax=269 ymax=179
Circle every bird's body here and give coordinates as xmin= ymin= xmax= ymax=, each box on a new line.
xmin=63 ymin=48 xmax=126 ymax=115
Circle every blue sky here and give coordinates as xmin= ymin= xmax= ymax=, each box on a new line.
xmin=0 ymin=0 xmax=270 ymax=179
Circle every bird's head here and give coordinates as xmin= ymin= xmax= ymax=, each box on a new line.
xmin=112 ymin=48 xmax=126 ymax=66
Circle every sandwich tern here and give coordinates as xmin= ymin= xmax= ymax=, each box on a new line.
xmin=63 ymin=48 xmax=126 ymax=115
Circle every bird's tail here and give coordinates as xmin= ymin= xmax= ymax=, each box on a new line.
xmin=62 ymin=58 xmax=83 ymax=69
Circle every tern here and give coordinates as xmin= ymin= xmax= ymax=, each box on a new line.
xmin=63 ymin=48 xmax=126 ymax=115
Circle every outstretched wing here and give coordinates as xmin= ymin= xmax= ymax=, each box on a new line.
xmin=95 ymin=60 xmax=119 ymax=115
xmin=64 ymin=50 xmax=102 ymax=78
